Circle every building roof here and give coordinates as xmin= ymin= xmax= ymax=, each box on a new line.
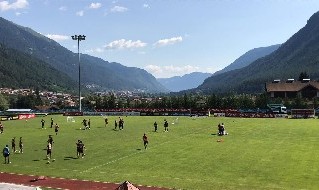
xmin=266 ymin=81 xmax=319 ymax=92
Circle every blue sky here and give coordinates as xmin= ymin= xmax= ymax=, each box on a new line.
xmin=1 ymin=0 xmax=319 ymax=78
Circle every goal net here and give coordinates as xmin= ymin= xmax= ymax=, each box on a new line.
xmin=67 ymin=116 xmax=75 ymax=122
xmin=172 ymin=117 xmax=179 ymax=125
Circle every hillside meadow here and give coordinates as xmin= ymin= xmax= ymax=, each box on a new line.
xmin=0 ymin=115 xmax=318 ymax=190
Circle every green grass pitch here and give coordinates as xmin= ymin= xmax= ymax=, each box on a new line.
xmin=0 ymin=115 xmax=319 ymax=190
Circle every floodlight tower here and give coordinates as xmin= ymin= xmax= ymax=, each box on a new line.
xmin=71 ymin=35 xmax=86 ymax=112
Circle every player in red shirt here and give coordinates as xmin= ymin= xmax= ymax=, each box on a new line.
xmin=143 ymin=133 xmax=148 ymax=149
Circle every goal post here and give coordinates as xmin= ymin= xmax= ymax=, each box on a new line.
xmin=66 ymin=116 xmax=75 ymax=122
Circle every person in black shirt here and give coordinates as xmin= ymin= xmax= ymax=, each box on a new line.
xmin=154 ymin=122 xmax=158 ymax=132
xmin=50 ymin=118 xmax=54 ymax=128
xmin=164 ymin=120 xmax=169 ymax=132
xmin=114 ymin=120 xmax=118 ymax=130
xmin=11 ymin=137 xmax=16 ymax=153
xmin=76 ymin=140 xmax=85 ymax=158
xmin=41 ymin=119 xmax=45 ymax=129
xmin=19 ymin=137 xmax=23 ymax=154
xmin=54 ymin=124 xmax=59 ymax=135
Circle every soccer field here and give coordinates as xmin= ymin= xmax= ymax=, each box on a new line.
xmin=0 ymin=115 xmax=319 ymax=190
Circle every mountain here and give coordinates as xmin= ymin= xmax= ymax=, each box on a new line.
xmin=0 ymin=17 xmax=167 ymax=93
xmin=157 ymin=72 xmax=212 ymax=92
xmin=0 ymin=44 xmax=77 ymax=91
xmin=195 ymin=11 xmax=319 ymax=94
xmin=214 ymin=44 xmax=281 ymax=75
xmin=161 ymin=45 xmax=279 ymax=93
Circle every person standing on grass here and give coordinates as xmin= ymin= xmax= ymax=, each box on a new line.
xmin=119 ymin=118 xmax=124 ymax=130
xmin=54 ymin=123 xmax=59 ymax=135
xmin=114 ymin=120 xmax=118 ymax=130
xmin=19 ymin=137 xmax=23 ymax=154
xmin=143 ymin=133 xmax=148 ymax=149
xmin=46 ymin=142 xmax=52 ymax=160
xmin=104 ymin=117 xmax=108 ymax=127
xmin=76 ymin=140 xmax=81 ymax=158
xmin=0 ymin=122 xmax=3 ymax=134
xmin=50 ymin=118 xmax=54 ymax=128
xmin=11 ymin=137 xmax=16 ymax=153
xmin=88 ymin=119 xmax=91 ymax=130
xmin=154 ymin=121 xmax=158 ymax=132
xmin=82 ymin=119 xmax=87 ymax=130
xmin=76 ymin=140 xmax=85 ymax=158
xmin=47 ymin=135 xmax=54 ymax=147
xmin=41 ymin=119 xmax=45 ymax=129
xmin=3 ymin=145 xmax=10 ymax=164
xmin=164 ymin=120 xmax=169 ymax=132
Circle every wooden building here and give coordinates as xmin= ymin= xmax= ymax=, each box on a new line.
xmin=265 ymin=79 xmax=319 ymax=98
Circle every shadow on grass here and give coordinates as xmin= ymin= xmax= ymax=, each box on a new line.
xmin=112 ymin=129 xmax=118 ymax=131
xmin=136 ymin=148 xmax=141 ymax=151
xmin=211 ymin=133 xmax=217 ymax=135
xmin=64 ymin=156 xmax=78 ymax=160
xmin=32 ymin=159 xmax=40 ymax=161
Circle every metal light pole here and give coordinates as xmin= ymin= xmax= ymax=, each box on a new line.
xmin=71 ymin=35 xmax=86 ymax=112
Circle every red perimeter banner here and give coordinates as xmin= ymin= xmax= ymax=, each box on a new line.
xmin=18 ymin=114 xmax=36 ymax=120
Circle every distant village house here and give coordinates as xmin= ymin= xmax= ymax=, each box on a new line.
xmin=265 ymin=79 xmax=319 ymax=98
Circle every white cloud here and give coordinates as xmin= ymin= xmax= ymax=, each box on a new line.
xmin=143 ymin=4 xmax=150 ymax=8
xmin=89 ymin=3 xmax=101 ymax=9
xmin=15 ymin=11 xmax=21 ymax=16
xmin=59 ymin=6 xmax=67 ymax=11
xmin=45 ymin=34 xmax=69 ymax=41
xmin=111 ymin=5 xmax=128 ymax=12
xmin=0 ymin=0 xmax=28 ymax=11
xmin=76 ymin=10 xmax=84 ymax=16
xmin=86 ymin=48 xmax=104 ymax=53
xmin=144 ymin=65 xmax=200 ymax=78
xmin=104 ymin=39 xmax=147 ymax=50
xmin=154 ymin=36 xmax=183 ymax=47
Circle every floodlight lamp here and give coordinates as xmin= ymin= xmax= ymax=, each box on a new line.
xmin=71 ymin=35 xmax=78 ymax=40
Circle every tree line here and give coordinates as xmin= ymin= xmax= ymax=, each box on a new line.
xmin=0 ymin=92 xmax=316 ymax=112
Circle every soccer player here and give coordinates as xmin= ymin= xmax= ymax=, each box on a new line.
xmin=104 ymin=118 xmax=108 ymax=127
xmin=0 ymin=122 xmax=4 ymax=134
xmin=114 ymin=120 xmax=118 ymax=130
xmin=119 ymin=118 xmax=124 ymax=130
xmin=47 ymin=135 xmax=54 ymax=146
xmin=54 ymin=123 xmax=59 ymax=135
xmin=154 ymin=121 xmax=158 ymax=132
xmin=88 ymin=119 xmax=91 ymax=130
xmin=41 ymin=119 xmax=45 ymax=129
xmin=46 ymin=142 xmax=52 ymax=160
xmin=143 ymin=133 xmax=148 ymax=149
xmin=3 ymin=145 xmax=10 ymax=164
xmin=50 ymin=118 xmax=54 ymax=128
xmin=19 ymin=137 xmax=23 ymax=154
xmin=76 ymin=140 xmax=81 ymax=158
xmin=164 ymin=120 xmax=169 ymax=132
xmin=79 ymin=141 xmax=85 ymax=158
xmin=11 ymin=137 xmax=16 ymax=153
xmin=82 ymin=119 xmax=87 ymax=130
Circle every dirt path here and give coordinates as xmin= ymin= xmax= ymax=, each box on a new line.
xmin=0 ymin=172 xmax=169 ymax=190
